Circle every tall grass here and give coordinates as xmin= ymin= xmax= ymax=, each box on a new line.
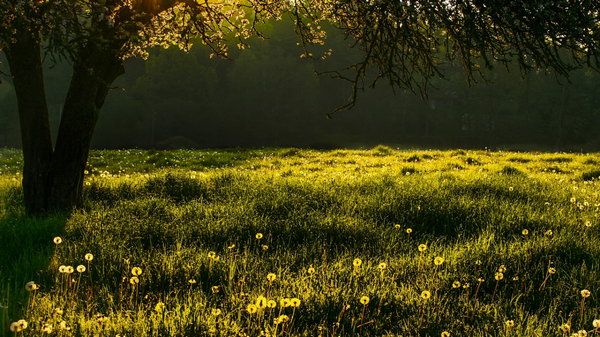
xmin=0 ymin=148 xmax=598 ymax=336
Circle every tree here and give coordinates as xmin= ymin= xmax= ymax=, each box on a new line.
xmin=1 ymin=0 xmax=599 ymax=214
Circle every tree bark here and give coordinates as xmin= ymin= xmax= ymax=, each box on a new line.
xmin=47 ymin=48 xmax=124 ymax=211
xmin=5 ymin=31 xmax=53 ymax=214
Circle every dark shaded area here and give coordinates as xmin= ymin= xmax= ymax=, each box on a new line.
xmin=1 ymin=20 xmax=599 ymax=151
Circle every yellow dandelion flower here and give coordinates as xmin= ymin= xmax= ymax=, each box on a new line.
xmin=452 ymin=281 xmax=461 ymax=289
xmin=593 ymin=319 xmax=600 ymax=328
xmin=581 ymin=289 xmax=591 ymax=298
xmin=267 ymin=273 xmax=277 ymax=282
xmin=420 ymin=290 xmax=431 ymax=300
xmin=559 ymin=323 xmax=571 ymax=332
xmin=418 ymin=244 xmax=427 ymax=252
xmin=509 ymin=186 xmax=514 ymax=191
xmin=17 ymin=319 xmax=27 ymax=331
xmin=59 ymin=320 xmax=70 ymax=331
xmin=208 ymin=251 xmax=216 ymax=259
xmin=434 ymin=256 xmax=445 ymax=265
xmin=267 ymin=300 xmax=276 ymax=308
xmin=76 ymin=265 xmax=86 ymax=273
xmin=54 ymin=308 xmax=63 ymax=315
xmin=441 ymin=331 xmax=451 ymax=337
xmin=522 ymin=229 xmax=529 ymax=236
xmin=256 ymin=296 xmax=268 ymax=308
xmin=495 ymin=272 xmax=504 ymax=281
xmin=545 ymin=230 xmax=553 ymax=236
xmin=505 ymin=320 xmax=515 ymax=328
xmin=227 ymin=243 xmax=236 ymax=249
xmin=58 ymin=265 xmax=67 ymax=273
xmin=378 ymin=262 xmax=387 ymax=270
xmin=9 ymin=322 xmax=19 ymax=332
xmin=280 ymin=298 xmax=291 ymax=307
xmin=255 ymin=233 xmax=263 ymax=240
xmin=307 ymin=266 xmax=316 ymax=274
xmin=585 ymin=221 xmax=592 ymax=228
xmin=290 ymin=298 xmax=301 ymax=307
xmin=262 ymin=245 xmax=269 ymax=251
xmin=53 ymin=237 xmax=62 ymax=245
xmin=25 ymin=281 xmax=38 ymax=291
xmin=462 ymin=283 xmax=470 ymax=288
xmin=548 ymin=267 xmax=556 ymax=274
xmin=578 ymin=330 xmax=588 ymax=337
xmin=512 ymin=276 xmax=519 ymax=281
xmin=359 ymin=296 xmax=370 ymax=305
xmin=353 ymin=258 xmax=362 ymax=267
xmin=211 ymin=286 xmax=219 ymax=293
xmin=246 ymin=304 xmax=258 ymax=314
xmin=212 ymin=308 xmax=221 ymax=316
xmin=155 ymin=302 xmax=165 ymax=313
xmin=65 ymin=266 xmax=74 ymax=274
xmin=41 ymin=323 xmax=53 ymax=334
xmin=189 ymin=279 xmax=197 ymax=284
xmin=406 ymin=228 xmax=413 ymax=234
xmin=84 ymin=253 xmax=94 ymax=261
xmin=570 ymin=197 xmax=576 ymax=203
xmin=131 ymin=267 xmax=142 ymax=276
xmin=498 ymin=265 xmax=507 ymax=273
xmin=394 ymin=224 xmax=401 ymax=229
xmin=129 ymin=276 xmax=139 ymax=285
xmin=477 ymin=277 xmax=485 ymax=283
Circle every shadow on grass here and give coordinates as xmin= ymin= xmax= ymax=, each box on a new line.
xmin=0 ymin=187 xmax=68 ymax=335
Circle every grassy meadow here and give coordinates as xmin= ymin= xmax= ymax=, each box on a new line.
xmin=0 ymin=147 xmax=599 ymax=337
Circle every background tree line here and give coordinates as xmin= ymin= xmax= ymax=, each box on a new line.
xmin=2 ymin=19 xmax=599 ymax=151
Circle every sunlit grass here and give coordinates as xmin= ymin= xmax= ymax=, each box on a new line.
xmin=0 ymin=147 xmax=598 ymax=336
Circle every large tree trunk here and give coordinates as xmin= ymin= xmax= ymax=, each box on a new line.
xmin=5 ymin=31 xmax=53 ymax=215
xmin=47 ymin=48 xmax=124 ymax=210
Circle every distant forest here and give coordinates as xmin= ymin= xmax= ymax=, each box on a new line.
xmin=1 ymin=19 xmax=599 ymax=151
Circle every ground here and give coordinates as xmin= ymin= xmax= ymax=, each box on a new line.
xmin=0 ymin=147 xmax=599 ymax=336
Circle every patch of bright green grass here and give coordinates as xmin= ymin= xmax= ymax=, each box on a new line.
xmin=0 ymin=148 xmax=599 ymax=336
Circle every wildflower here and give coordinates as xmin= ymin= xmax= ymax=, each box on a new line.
xmin=581 ymin=289 xmax=591 ymax=298
xmin=593 ymin=319 xmax=600 ymax=328
xmin=452 ymin=281 xmax=461 ymax=289
xmin=155 ymin=302 xmax=165 ymax=313
xmin=211 ymin=286 xmax=219 ymax=293
xmin=59 ymin=321 xmax=70 ymax=330
xmin=462 ymin=283 xmax=470 ymax=288
xmin=246 ymin=304 xmax=258 ymax=314
xmin=54 ymin=308 xmax=63 ymax=315
xmin=570 ymin=197 xmax=576 ymax=203
xmin=512 ymin=276 xmax=519 ymax=281
xmin=274 ymin=315 xmax=289 ymax=324
xmin=280 ymin=298 xmax=291 ymax=307
xmin=585 ymin=221 xmax=592 ymax=228
xmin=84 ymin=253 xmax=94 ymax=261
xmin=227 ymin=243 xmax=236 ymax=249
xmin=208 ymin=251 xmax=216 ymax=259
xmin=41 ymin=323 xmax=53 ymax=334
xmin=477 ymin=277 xmax=485 ymax=283
xmin=53 ymin=237 xmax=62 ymax=245
xmin=59 ymin=265 xmax=67 ymax=273
xmin=65 ymin=266 xmax=74 ymax=274
xmin=212 ymin=308 xmax=221 ymax=316
xmin=131 ymin=267 xmax=142 ymax=276
xmin=560 ymin=323 xmax=571 ymax=332
xmin=267 ymin=273 xmax=277 ymax=282
xmin=394 ymin=224 xmax=401 ymax=229
xmin=353 ymin=258 xmax=362 ymax=267
xmin=548 ymin=267 xmax=556 ymax=274
xmin=307 ymin=266 xmax=316 ymax=274
xmin=434 ymin=256 xmax=445 ymax=265
xmin=578 ymin=330 xmax=588 ymax=337
xmin=9 ymin=322 xmax=18 ymax=332
xmin=495 ymin=272 xmax=504 ymax=281
xmin=77 ymin=265 xmax=86 ymax=273
xmin=267 ymin=300 xmax=276 ymax=308
xmin=522 ymin=229 xmax=529 ymax=236
xmin=25 ymin=281 xmax=39 ymax=291
xmin=262 ymin=245 xmax=269 ymax=251
xmin=406 ymin=228 xmax=413 ymax=234
xmin=498 ymin=265 xmax=507 ymax=273
xmin=256 ymin=296 xmax=267 ymax=308
xmin=17 ymin=319 xmax=28 ymax=330
xmin=509 ymin=186 xmax=514 ymax=191
xmin=545 ymin=230 xmax=553 ymax=236
xmin=129 ymin=276 xmax=139 ymax=285
xmin=290 ymin=298 xmax=301 ymax=307
xmin=360 ymin=296 xmax=370 ymax=305
xmin=255 ymin=233 xmax=263 ymax=240
xmin=441 ymin=332 xmax=451 ymax=337
xmin=189 ymin=279 xmax=197 ymax=285
xmin=378 ymin=262 xmax=387 ymax=270
xmin=420 ymin=290 xmax=431 ymax=300
xmin=418 ymin=244 xmax=427 ymax=252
